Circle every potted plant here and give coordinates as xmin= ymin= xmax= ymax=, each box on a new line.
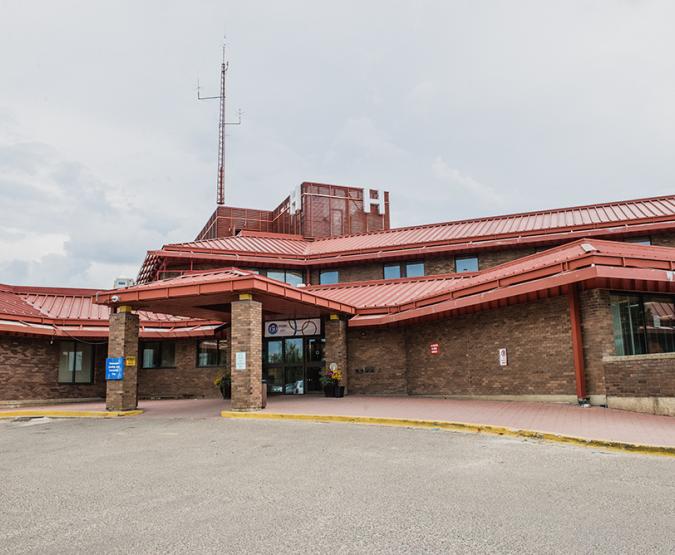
xmin=214 ymin=372 xmax=231 ymax=399
xmin=320 ymin=366 xmax=345 ymax=398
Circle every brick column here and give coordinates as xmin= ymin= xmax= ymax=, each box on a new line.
xmin=324 ymin=314 xmax=348 ymax=394
xmin=106 ymin=308 xmax=140 ymax=411
xmin=230 ymin=295 xmax=263 ymax=411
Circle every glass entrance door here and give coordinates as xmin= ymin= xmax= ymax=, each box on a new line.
xmin=263 ymin=336 xmax=324 ymax=395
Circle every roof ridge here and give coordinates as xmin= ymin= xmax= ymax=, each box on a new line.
xmin=309 ymin=193 xmax=675 ymax=243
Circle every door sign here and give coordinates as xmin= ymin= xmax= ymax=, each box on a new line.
xmin=430 ymin=343 xmax=440 ymax=355
xmin=235 ymin=351 xmax=247 ymax=371
xmin=264 ymin=318 xmax=320 ymax=338
xmin=106 ymin=357 xmax=125 ymax=380
xmin=498 ymin=348 xmax=508 ymax=367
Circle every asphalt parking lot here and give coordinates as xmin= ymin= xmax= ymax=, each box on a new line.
xmin=1 ymin=416 xmax=673 ymax=554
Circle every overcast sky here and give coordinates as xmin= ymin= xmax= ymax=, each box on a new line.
xmin=1 ymin=1 xmax=674 ymax=288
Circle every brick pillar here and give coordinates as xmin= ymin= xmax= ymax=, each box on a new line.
xmin=106 ymin=308 xmax=140 ymax=411
xmin=230 ymin=295 xmax=263 ymax=411
xmin=324 ymin=314 xmax=348 ymax=394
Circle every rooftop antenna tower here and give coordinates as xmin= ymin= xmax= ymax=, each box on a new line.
xmin=198 ymin=41 xmax=242 ymax=206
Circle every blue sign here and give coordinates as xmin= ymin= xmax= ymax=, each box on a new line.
xmin=267 ymin=323 xmax=279 ymax=335
xmin=106 ymin=357 xmax=125 ymax=381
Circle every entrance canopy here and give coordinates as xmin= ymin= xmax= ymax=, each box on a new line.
xmin=94 ymin=268 xmax=354 ymax=321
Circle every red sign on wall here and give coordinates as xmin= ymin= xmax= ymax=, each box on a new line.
xmin=430 ymin=343 xmax=440 ymax=355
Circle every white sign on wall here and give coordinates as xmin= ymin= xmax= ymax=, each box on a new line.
xmin=264 ymin=318 xmax=321 ymax=338
xmin=235 ymin=351 xmax=247 ymax=371
xmin=498 ymin=348 xmax=508 ymax=367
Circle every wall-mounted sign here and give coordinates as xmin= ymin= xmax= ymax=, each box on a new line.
xmin=125 ymin=356 xmax=136 ymax=367
xmin=264 ymin=318 xmax=321 ymax=338
xmin=235 ymin=351 xmax=247 ymax=371
xmin=430 ymin=343 xmax=440 ymax=355
xmin=498 ymin=348 xmax=508 ymax=367
xmin=105 ymin=357 xmax=124 ymax=380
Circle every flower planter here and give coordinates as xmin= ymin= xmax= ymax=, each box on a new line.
xmin=323 ymin=384 xmax=345 ymax=398
xmin=220 ymin=382 xmax=231 ymax=399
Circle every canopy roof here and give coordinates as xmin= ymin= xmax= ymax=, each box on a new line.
xmin=138 ymin=194 xmax=675 ymax=281
xmin=0 ymin=284 xmax=221 ymax=338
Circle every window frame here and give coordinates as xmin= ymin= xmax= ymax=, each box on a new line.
xmin=382 ymin=261 xmax=425 ymax=280
xmin=196 ymin=339 xmax=228 ymax=367
xmin=57 ymin=340 xmax=96 ymax=385
xmin=625 ymin=236 xmax=652 ymax=246
xmin=319 ymin=270 xmax=340 ymax=285
xmin=455 ymin=255 xmax=479 ymax=273
xmin=610 ymin=292 xmax=675 ymax=356
xmin=141 ymin=341 xmax=177 ymax=369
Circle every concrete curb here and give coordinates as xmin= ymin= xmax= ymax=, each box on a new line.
xmin=221 ymin=410 xmax=675 ymax=458
xmin=0 ymin=409 xmax=144 ymax=419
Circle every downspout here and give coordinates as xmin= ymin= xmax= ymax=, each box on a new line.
xmin=568 ymin=285 xmax=589 ymax=406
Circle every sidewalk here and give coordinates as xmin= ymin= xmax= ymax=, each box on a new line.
xmin=2 ymin=395 xmax=674 ymax=450
xmin=257 ymin=395 xmax=675 ymax=449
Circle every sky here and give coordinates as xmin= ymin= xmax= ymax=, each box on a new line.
xmin=1 ymin=0 xmax=674 ymax=288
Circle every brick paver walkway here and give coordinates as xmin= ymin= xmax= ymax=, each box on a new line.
xmin=2 ymin=396 xmax=674 ymax=448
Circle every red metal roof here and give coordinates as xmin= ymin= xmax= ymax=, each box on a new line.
xmin=306 ymin=274 xmax=471 ymax=310
xmin=0 ymin=283 xmax=221 ymax=338
xmin=138 ymin=194 xmax=675 ymax=281
xmin=347 ymin=239 xmax=675 ymax=326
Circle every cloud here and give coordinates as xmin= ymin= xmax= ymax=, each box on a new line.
xmin=431 ymin=157 xmax=503 ymax=205
xmin=0 ymin=138 xmax=167 ymax=288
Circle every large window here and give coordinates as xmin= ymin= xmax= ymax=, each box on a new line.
xmin=383 ymin=261 xmax=425 ymax=280
xmin=319 ymin=270 xmax=339 ymax=285
xmin=197 ymin=339 xmax=228 ymax=367
xmin=611 ymin=294 xmax=675 ymax=356
xmin=58 ymin=341 xmax=95 ymax=384
xmin=262 ymin=269 xmax=304 ymax=287
xmin=625 ymin=236 xmax=651 ymax=246
xmin=455 ymin=255 xmax=479 ymax=273
xmin=141 ymin=341 xmax=176 ymax=368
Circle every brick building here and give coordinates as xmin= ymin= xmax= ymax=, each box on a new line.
xmin=1 ymin=186 xmax=674 ymax=416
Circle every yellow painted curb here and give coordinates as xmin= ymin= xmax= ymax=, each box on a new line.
xmin=221 ymin=411 xmax=675 ymax=458
xmin=0 ymin=409 xmax=144 ymax=419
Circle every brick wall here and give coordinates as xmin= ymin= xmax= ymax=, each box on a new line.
xmin=230 ymin=299 xmax=263 ymax=410
xmin=0 ymin=336 xmax=106 ymax=402
xmin=479 ymin=247 xmax=538 ymax=269
xmin=347 ymin=327 xmax=408 ymax=394
xmin=579 ymin=289 xmax=612 ymax=396
xmin=0 ymin=335 xmax=226 ymax=403
xmin=425 ymin=255 xmax=455 ymax=275
xmin=651 ymin=231 xmax=675 ymax=248
xmin=138 ymin=339 xmax=223 ymax=399
xmin=406 ymin=296 xmax=576 ymax=396
xmin=603 ymin=356 xmax=675 ymax=398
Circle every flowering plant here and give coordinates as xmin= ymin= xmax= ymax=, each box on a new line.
xmin=320 ymin=367 xmax=342 ymax=386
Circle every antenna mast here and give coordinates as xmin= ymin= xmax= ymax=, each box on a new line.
xmin=198 ymin=42 xmax=242 ymax=206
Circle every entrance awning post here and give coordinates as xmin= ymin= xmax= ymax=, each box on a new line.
xmin=325 ymin=314 xmax=348 ymax=394
xmin=106 ymin=306 xmax=140 ymax=411
xmin=230 ymin=294 xmax=263 ymax=411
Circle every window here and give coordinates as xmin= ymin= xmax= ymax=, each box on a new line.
xmin=197 ymin=339 xmax=228 ymax=367
xmin=455 ymin=255 xmax=478 ymax=273
xmin=625 ymin=236 xmax=652 ymax=246
xmin=383 ymin=261 xmax=425 ymax=280
xmin=319 ymin=270 xmax=339 ymax=285
xmin=58 ymin=341 xmax=95 ymax=384
xmin=141 ymin=341 xmax=176 ymax=368
xmin=384 ymin=264 xmax=401 ymax=280
xmin=262 ymin=269 xmax=304 ymax=287
xmin=611 ymin=294 xmax=675 ymax=356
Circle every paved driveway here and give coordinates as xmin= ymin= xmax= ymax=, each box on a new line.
xmin=0 ymin=415 xmax=674 ymax=554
